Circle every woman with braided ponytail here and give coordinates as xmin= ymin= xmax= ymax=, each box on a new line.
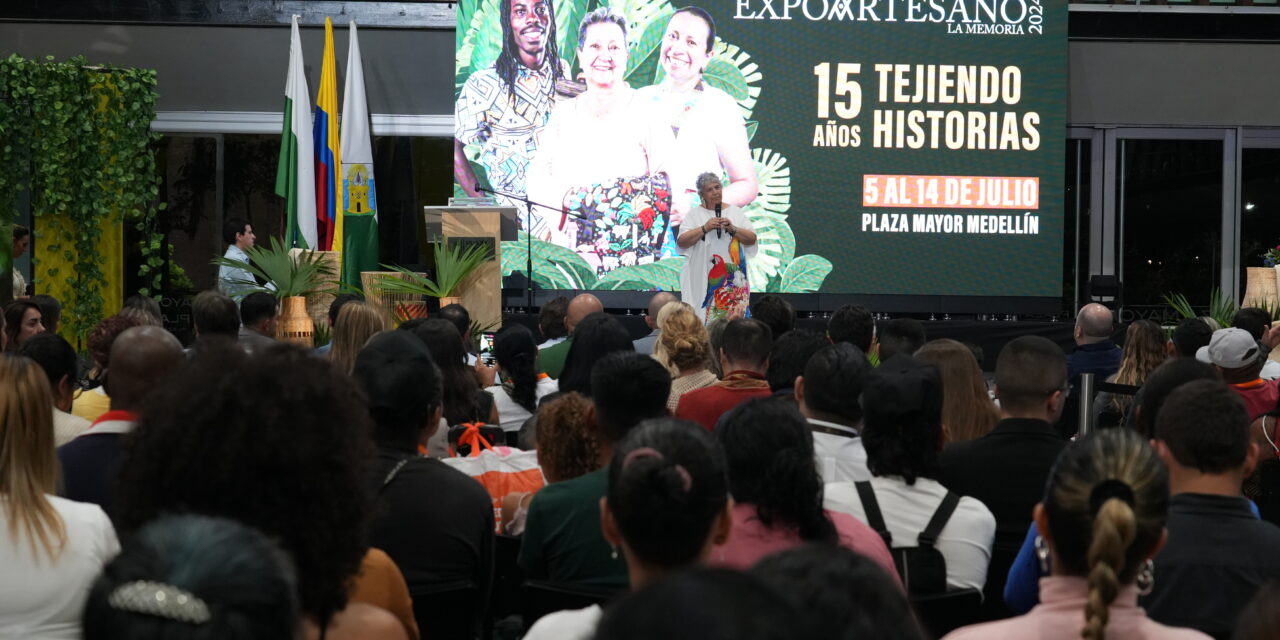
xmin=484 ymin=324 xmax=558 ymax=437
xmin=713 ymin=398 xmax=900 ymax=582
xmin=944 ymin=428 xmax=1210 ymax=640
xmin=523 ymin=418 xmax=733 ymax=640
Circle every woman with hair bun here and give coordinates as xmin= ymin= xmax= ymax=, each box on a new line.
xmin=713 ymin=398 xmax=900 ymax=582
xmin=522 ymin=418 xmax=733 ymax=640
xmin=944 ymin=428 xmax=1209 ymax=640
xmin=654 ymin=302 xmax=717 ymax=411
xmin=484 ymin=324 xmax=558 ymax=437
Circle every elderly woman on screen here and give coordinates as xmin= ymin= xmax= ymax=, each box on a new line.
xmin=526 ymin=7 xmax=675 ymax=277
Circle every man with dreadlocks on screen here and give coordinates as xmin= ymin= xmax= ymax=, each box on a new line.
xmin=455 ymin=0 xmax=567 ymax=231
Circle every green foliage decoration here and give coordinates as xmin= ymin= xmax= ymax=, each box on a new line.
xmin=0 ymin=54 xmax=166 ymax=342
xmin=1163 ymin=288 xmax=1238 ymax=330
xmin=374 ymin=239 xmax=494 ymax=299
xmin=213 ymin=236 xmax=336 ymax=299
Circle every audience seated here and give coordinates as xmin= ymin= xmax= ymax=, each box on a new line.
xmin=122 ymin=295 xmax=163 ymax=325
xmin=1169 ymin=317 xmax=1214 ymax=358
xmin=877 ymin=318 xmax=926 ymax=362
xmin=485 ymin=324 xmax=559 ymax=435
xmin=352 ymin=331 xmax=494 ymax=609
xmin=764 ymin=329 xmax=827 ymax=400
xmin=750 ymin=294 xmax=795 ymax=340
xmin=1004 ymin=356 xmax=1219 ymax=613
xmin=797 ymin=343 xmax=872 ymax=483
xmin=438 ymin=303 xmax=478 ymax=366
xmin=753 ymin=543 xmax=926 ymax=640
xmin=58 ymin=326 xmax=184 ymax=515
xmin=237 ymin=292 xmax=279 ymax=354
xmin=0 ymin=355 xmax=119 ymax=639
xmin=655 ymin=302 xmax=717 ymax=412
xmin=83 ymin=515 xmax=298 ymax=640
xmin=189 ymin=290 xmax=240 ymax=349
xmin=1232 ymin=308 xmax=1280 ymax=380
xmin=556 ymin=312 xmax=635 ymax=397
xmin=827 ymin=303 xmax=876 ymax=354
xmin=523 ymin=418 xmax=732 ymax=639
xmin=944 ymin=429 xmax=1210 ymax=640
xmin=73 ymin=313 xmax=155 ymax=421
xmin=1092 ymin=320 xmax=1168 ymax=429
xmin=30 ymin=294 xmax=61 ymax=335
xmin=1198 ymin=328 xmax=1280 ymax=420
xmin=520 ymin=352 xmax=671 ymax=589
xmin=705 ymin=317 xmax=729 ymax=378
xmin=675 ymin=318 xmax=772 ymax=430
xmin=940 ymin=336 xmax=1067 ymax=610
xmin=501 ymin=392 xmax=601 ymax=535
xmin=712 ymin=398 xmax=899 ymax=581
xmin=632 ymin=292 xmax=677 ymax=355
xmin=539 ymin=294 xmax=603 ymax=378
xmin=327 ymin=301 xmax=386 ymax=375
xmin=314 ymin=293 xmax=364 ymax=356
xmin=114 ymin=344 xmax=415 ymax=640
xmin=593 ymin=569 xmax=799 ymax=640
xmin=1142 ymin=380 xmax=1280 ymax=638
xmin=4 ymin=299 xmax=45 ymax=350
xmin=536 ymin=296 xmax=570 ymax=350
xmin=916 ymin=338 xmax=1000 ymax=444
xmin=18 ymin=333 xmax=91 ymax=445
xmin=826 ymin=354 xmax=996 ymax=593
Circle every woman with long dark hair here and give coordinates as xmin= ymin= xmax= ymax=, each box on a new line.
xmin=485 ymin=324 xmax=557 ymax=435
xmin=403 ymin=319 xmax=498 ymax=427
xmin=713 ymin=398 xmax=899 ymax=580
xmin=557 ymin=312 xmax=634 ymax=397
xmin=523 ymin=418 xmax=732 ymax=640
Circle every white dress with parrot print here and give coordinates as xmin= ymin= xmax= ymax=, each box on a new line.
xmin=678 ymin=204 xmax=758 ymax=322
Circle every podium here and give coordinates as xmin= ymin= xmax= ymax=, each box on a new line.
xmin=423 ymin=206 xmax=518 ymax=330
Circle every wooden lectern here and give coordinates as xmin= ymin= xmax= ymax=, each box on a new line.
xmin=423 ymin=206 xmax=518 ymax=330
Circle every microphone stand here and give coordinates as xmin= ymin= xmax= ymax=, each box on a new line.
xmin=474 ymin=186 xmax=589 ymax=312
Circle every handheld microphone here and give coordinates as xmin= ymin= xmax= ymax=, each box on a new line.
xmin=714 ymin=203 xmax=722 ymax=239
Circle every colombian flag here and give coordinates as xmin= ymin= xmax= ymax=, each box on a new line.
xmin=313 ymin=17 xmax=343 ymax=253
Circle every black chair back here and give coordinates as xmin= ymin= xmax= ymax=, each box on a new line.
xmin=492 ymin=534 xmax=524 ymax=619
xmin=521 ymin=581 xmax=621 ymax=633
xmin=1259 ymin=458 xmax=1280 ymax=527
xmin=411 ymin=584 xmax=481 ymax=640
xmin=911 ymin=588 xmax=983 ymax=639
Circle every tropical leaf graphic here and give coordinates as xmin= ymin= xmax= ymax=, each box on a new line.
xmin=710 ymin=42 xmax=762 ymax=120
xmin=554 ymin=0 xmax=592 ymax=77
xmin=745 ymin=120 xmax=758 ymax=143
xmin=612 ymin=0 xmax=673 ymax=38
xmin=752 ymin=147 xmax=792 ymax=218
xmin=624 ymin=9 xmax=672 ymax=87
xmin=780 ymin=255 xmax=833 ymax=293
xmin=457 ymin=0 xmax=504 ymax=94
xmin=741 ymin=147 xmax=793 ymax=286
xmin=593 ymin=257 xmax=684 ymax=290
xmin=501 ymin=233 xmax=600 ymax=289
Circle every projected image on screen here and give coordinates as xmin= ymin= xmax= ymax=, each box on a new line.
xmin=454 ymin=0 xmax=1067 ymax=297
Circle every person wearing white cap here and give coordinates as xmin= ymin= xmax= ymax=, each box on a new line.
xmin=1197 ymin=327 xmax=1280 ymax=420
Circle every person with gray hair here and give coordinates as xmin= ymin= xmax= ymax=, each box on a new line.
xmin=675 ymin=172 xmax=758 ymax=322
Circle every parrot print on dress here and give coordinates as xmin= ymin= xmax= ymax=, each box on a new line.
xmin=703 ymin=237 xmax=750 ymax=320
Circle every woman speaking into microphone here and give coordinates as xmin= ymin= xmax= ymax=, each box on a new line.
xmin=676 ymin=173 xmax=757 ymax=322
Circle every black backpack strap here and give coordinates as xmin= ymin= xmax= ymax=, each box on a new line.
xmin=854 ymin=481 xmax=893 ymax=547
xmin=918 ymin=490 xmax=962 ymax=548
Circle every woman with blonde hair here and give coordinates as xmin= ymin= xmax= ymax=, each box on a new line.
xmin=1093 ymin=320 xmax=1168 ymax=429
xmin=656 ymin=302 xmax=718 ymax=412
xmin=944 ymin=428 xmax=1208 ymax=640
xmin=916 ymin=339 xmax=1000 ymax=444
xmin=328 ymin=302 xmax=387 ymax=375
xmin=1 ymin=356 xmax=119 ymax=638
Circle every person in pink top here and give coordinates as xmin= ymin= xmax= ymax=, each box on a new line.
xmin=943 ymin=428 xmax=1210 ymax=640
xmin=710 ymin=398 xmax=900 ymax=583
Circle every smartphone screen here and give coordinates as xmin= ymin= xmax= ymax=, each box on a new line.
xmin=479 ymin=332 xmax=497 ymax=365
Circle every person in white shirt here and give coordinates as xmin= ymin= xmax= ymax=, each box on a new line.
xmin=0 ymin=355 xmax=119 ymax=640
xmin=482 ymin=325 xmax=559 ymax=437
xmin=523 ymin=418 xmax=732 ymax=640
xmin=796 ymin=342 xmax=873 ymax=483
xmin=16 ymin=333 xmax=91 ymax=446
xmin=824 ymin=354 xmax=996 ymax=593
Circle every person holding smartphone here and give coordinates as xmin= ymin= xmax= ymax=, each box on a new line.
xmin=484 ymin=324 xmax=559 ymax=437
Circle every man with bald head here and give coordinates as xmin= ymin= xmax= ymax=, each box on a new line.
xmin=633 ymin=291 xmax=678 ymax=355
xmin=58 ymin=325 xmax=185 ymax=516
xmin=1067 ymin=302 xmax=1121 ymax=383
xmin=538 ymin=293 xmax=602 ymax=379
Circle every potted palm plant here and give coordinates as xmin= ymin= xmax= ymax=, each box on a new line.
xmin=212 ymin=237 xmax=336 ymax=347
xmin=369 ymin=239 xmax=493 ymax=321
